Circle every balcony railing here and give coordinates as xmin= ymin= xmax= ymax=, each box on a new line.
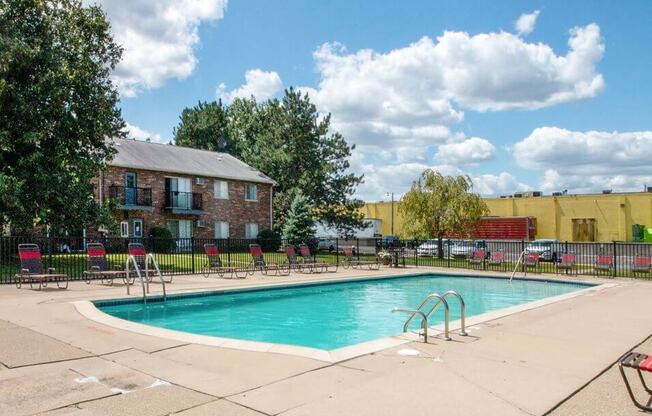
xmin=165 ymin=191 xmax=203 ymax=212
xmin=109 ymin=185 xmax=152 ymax=207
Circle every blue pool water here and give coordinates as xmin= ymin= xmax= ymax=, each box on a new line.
xmin=96 ymin=274 xmax=591 ymax=350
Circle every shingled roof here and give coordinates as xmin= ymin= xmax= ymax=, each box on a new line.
xmin=109 ymin=139 xmax=276 ymax=185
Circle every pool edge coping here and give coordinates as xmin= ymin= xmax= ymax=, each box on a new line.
xmin=72 ymin=272 xmax=617 ymax=364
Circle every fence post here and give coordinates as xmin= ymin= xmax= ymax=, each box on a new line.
xmin=613 ymin=240 xmax=617 ymax=278
xmin=357 ymin=238 xmax=360 ymax=260
xmin=483 ymin=240 xmax=487 ymax=270
xmin=521 ymin=240 xmax=525 ymax=273
xmin=335 ymin=238 xmax=339 ymax=266
xmin=227 ymin=238 xmax=231 ymax=266
xmin=191 ymin=236 xmax=196 ymax=274
xmin=414 ymin=240 xmax=418 ymax=268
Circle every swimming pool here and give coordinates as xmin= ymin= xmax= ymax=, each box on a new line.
xmin=96 ymin=274 xmax=591 ymax=350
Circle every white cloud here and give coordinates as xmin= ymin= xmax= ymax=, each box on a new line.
xmin=472 ymin=172 xmax=530 ymax=196
xmin=514 ymin=127 xmax=652 ymax=192
xmin=436 ymin=137 xmax=495 ymax=165
xmin=125 ymin=123 xmax=164 ymax=143
xmin=217 ymin=69 xmax=284 ymax=103
xmin=90 ymin=0 xmax=227 ymax=97
xmin=515 ymin=10 xmax=540 ymax=36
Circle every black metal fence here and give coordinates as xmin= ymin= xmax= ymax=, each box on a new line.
xmin=1 ymin=236 xmax=651 ymax=283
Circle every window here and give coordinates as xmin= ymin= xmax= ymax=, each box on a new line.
xmin=133 ymin=219 xmax=143 ymax=238
xmin=215 ymin=221 xmax=229 ymax=239
xmin=245 ymin=223 xmax=258 ymax=239
xmin=245 ymin=183 xmax=258 ymax=201
xmin=120 ymin=221 xmax=129 ymax=238
xmin=214 ymin=180 xmax=229 ymax=199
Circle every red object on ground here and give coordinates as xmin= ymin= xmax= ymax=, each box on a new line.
xmin=467 ymin=217 xmax=537 ymax=240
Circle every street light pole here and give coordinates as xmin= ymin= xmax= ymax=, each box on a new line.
xmin=386 ymin=192 xmax=394 ymax=235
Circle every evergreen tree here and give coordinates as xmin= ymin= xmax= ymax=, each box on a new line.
xmin=282 ymin=193 xmax=315 ymax=245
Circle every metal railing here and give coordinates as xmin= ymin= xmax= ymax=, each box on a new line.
xmin=165 ymin=191 xmax=202 ymax=211
xmin=1 ymin=236 xmax=651 ymax=283
xmin=393 ymin=291 xmax=467 ymax=342
xmin=109 ymin=185 xmax=152 ymax=207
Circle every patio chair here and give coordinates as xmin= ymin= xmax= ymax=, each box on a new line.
xmin=127 ymin=243 xmax=172 ymax=283
xmin=299 ymin=244 xmax=335 ymax=272
xmin=619 ymin=351 xmax=652 ymax=412
xmin=15 ymin=243 xmax=69 ymax=290
xmin=342 ymin=247 xmax=380 ymax=270
xmin=488 ymin=251 xmax=505 ymax=267
xmin=284 ymin=245 xmax=305 ymax=272
xmin=594 ymin=255 xmax=614 ymax=276
xmin=523 ymin=252 xmax=540 ymax=270
xmin=249 ymin=244 xmax=290 ymax=276
xmin=469 ymin=250 xmax=485 ymax=267
xmin=84 ymin=242 xmax=132 ymax=285
xmin=556 ymin=253 xmax=577 ymax=275
xmin=631 ymin=255 xmax=652 ymax=276
xmin=203 ymin=244 xmax=247 ymax=279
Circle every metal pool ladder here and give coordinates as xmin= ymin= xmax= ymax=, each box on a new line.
xmin=125 ymin=253 xmax=167 ymax=303
xmin=510 ymin=251 xmax=528 ymax=282
xmin=392 ymin=291 xmax=467 ymax=343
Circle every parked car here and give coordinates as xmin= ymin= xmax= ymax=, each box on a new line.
xmin=525 ymin=239 xmax=559 ymax=262
xmin=417 ymin=239 xmax=450 ymax=256
xmin=450 ymin=240 xmax=488 ymax=258
xmin=316 ymin=237 xmax=335 ymax=252
xmin=380 ymin=235 xmax=400 ymax=249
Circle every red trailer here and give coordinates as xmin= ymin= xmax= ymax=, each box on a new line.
xmin=471 ymin=216 xmax=537 ymax=240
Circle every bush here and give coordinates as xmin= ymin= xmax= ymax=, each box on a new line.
xmin=148 ymin=226 xmax=176 ymax=253
xmin=258 ymin=229 xmax=281 ymax=252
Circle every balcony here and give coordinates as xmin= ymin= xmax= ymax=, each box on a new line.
xmin=165 ymin=191 xmax=204 ymax=215
xmin=109 ymin=185 xmax=153 ymax=211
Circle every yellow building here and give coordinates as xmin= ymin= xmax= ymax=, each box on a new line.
xmin=360 ymin=192 xmax=652 ymax=242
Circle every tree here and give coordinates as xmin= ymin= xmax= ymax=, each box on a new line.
xmin=399 ymin=170 xmax=489 ymax=258
xmin=0 ymin=0 xmax=125 ymax=233
xmin=173 ymin=88 xmax=367 ymax=236
xmin=282 ymin=193 xmax=315 ymax=245
xmin=173 ymin=100 xmax=235 ymax=153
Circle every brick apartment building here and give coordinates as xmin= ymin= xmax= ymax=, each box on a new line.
xmin=92 ymin=139 xmax=276 ymax=239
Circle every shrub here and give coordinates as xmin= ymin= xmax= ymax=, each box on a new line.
xmin=258 ymin=229 xmax=281 ymax=252
xmin=148 ymin=226 xmax=176 ymax=253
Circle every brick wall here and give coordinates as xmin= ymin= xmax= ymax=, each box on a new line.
xmin=93 ymin=166 xmax=272 ymax=239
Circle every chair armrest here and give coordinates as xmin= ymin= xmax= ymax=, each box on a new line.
xmin=21 ymin=268 xmax=30 ymax=274
xmin=48 ymin=267 xmax=57 ymax=273
xmin=91 ymin=266 xmax=101 ymax=271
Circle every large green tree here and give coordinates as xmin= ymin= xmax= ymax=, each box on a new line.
xmin=173 ymin=100 xmax=235 ymax=154
xmin=173 ymin=88 xmax=367 ymax=236
xmin=0 ymin=0 xmax=125 ymax=233
xmin=282 ymin=192 xmax=315 ymax=245
xmin=399 ymin=170 xmax=489 ymax=257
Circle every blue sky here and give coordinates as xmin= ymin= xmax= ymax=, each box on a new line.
xmin=96 ymin=0 xmax=652 ymax=201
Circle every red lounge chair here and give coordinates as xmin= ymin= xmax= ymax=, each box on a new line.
xmin=556 ymin=253 xmax=577 ymax=275
xmin=488 ymin=251 xmax=505 ymax=266
xmin=284 ymin=245 xmax=306 ymax=272
xmin=619 ymin=352 xmax=652 ymax=411
xmin=203 ymin=244 xmax=247 ymax=279
xmin=594 ymin=255 xmax=614 ymax=275
xmin=127 ymin=243 xmax=172 ymax=283
xmin=249 ymin=244 xmax=290 ymax=275
xmin=15 ymin=243 xmax=68 ymax=290
xmin=84 ymin=243 xmax=131 ymax=285
xmin=632 ymin=256 xmax=652 ymax=276
xmin=342 ymin=247 xmax=380 ymax=270
xmin=469 ymin=250 xmax=485 ymax=266
xmin=299 ymin=244 xmax=334 ymax=272
xmin=523 ymin=252 xmax=540 ymax=269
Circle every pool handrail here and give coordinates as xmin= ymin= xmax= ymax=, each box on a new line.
xmin=398 ymin=293 xmax=452 ymax=341
xmin=392 ymin=308 xmax=429 ymax=342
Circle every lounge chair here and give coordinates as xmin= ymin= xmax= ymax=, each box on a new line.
xmin=631 ymin=255 xmax=651 ymax=276
xmin=619 ymin=351 xmax=652 ymax=411
xmin=556 ymin=253 xmax=577 ymax=275
xmin=249 ymin=244 xmax=290 ymax=275
xmin=469 ymin=250 xmax=485 ymax=267
xmin=284 ymin=245 xmax=306 ymax=272
xmin=342 ymin=247 xmax=380 ymax=270
xmin=594 ymin=255 xmax=614 ymax=276
xmin=203 ymin=244 xmax=247 ymax=279
xmin=127 ymin=243 xmax=172 ymax=283
xmin=84 ymin=242 xmax=131 ymax=285
xmin=15 ymin=243 xmax=68 ymax=290
xmin=523 ymin=252 xmax=540 ymax=270
xmin=488 ymin=251 xmax=505 ymax=267
xmin=299 ymin=244 xmax=335 ymax=272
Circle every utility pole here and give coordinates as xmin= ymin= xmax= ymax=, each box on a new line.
xmin=385 ymin=192 xmax=395 ymax=235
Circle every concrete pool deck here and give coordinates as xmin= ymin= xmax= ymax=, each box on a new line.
xmin=0 ymin=267 xmax=651 ymax=415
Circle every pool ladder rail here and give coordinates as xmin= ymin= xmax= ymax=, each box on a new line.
xmin=392 ymin=291 xmax=467 ymax=343
xmin=125 ymin=253 xmax=167 ymax=303
xmin=510 ymin=250 xmax=529 ymax=282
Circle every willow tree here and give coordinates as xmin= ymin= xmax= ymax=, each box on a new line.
xmin=399 ymin=170 xmax=489 ymax=258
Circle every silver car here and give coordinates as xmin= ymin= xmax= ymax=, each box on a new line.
xmin=525 ymin=239 xmax=559 ymax=261
xmin=417 ymin=239 xmax=450 ymax=256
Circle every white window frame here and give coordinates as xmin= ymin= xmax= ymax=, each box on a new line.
xmin=245 ymin=183 xmax=258 ymax=201
xmin=120 ymin=221 xmax=129 ymax=238
xmin=245 ymin=223 xmax=259 ymax=239
xmin=214 ymin=221 xmax=230 ymax=239
xmin=214 ymin=180 xmax=229 ymax=199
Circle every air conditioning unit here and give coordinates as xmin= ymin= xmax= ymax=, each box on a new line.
xmin=552 ymin=192 xmax=563 ymax=196
xmin=195 ymin=220 xmax=206 ymax=228
xmin=195 ymin=177 xmax=206 ymax=185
